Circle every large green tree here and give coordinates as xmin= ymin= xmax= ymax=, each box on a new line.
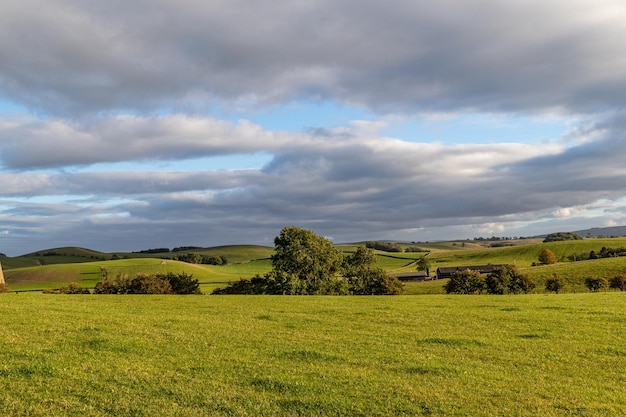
xmin=271 ymin=226 xmax=344 ymax=294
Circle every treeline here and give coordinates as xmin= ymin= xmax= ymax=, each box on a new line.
xmin=133 ymin=246 xmax=204 ymax=254
xmin=567 ymin=246 xmax=626 ymax=262
xmin=174 ymin=253 xmax=229 ymax=265
xmin=365 ymin=241 xmax=429 ymax=253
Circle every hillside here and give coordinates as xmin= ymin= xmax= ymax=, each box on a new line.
xmin=3 ymin=237 xmax=625 ymax=293
xmin=573 ymin=225 xmax=626 ymax=238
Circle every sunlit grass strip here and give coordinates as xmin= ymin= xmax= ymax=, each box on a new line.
xmin=0 ymin=293 xmax=625 ymax=416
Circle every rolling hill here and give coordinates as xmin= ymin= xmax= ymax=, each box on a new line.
xmin=2 ymin=237 xmax=625 ymax=293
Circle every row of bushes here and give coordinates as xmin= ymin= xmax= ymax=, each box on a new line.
xmin=584 ymin=273 xmax=626 ymax=292
xmin=443 ymin=267 xmax=626 ymax=295
xmin=44 ymin=272 xmax=201 ymax=294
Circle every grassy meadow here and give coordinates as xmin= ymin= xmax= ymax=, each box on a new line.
xmin=1 ymin=292 xmax=625 ymax=416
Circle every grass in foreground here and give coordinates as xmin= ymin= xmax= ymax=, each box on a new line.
xmin=0 ymin=293 xmax=625 ymax=416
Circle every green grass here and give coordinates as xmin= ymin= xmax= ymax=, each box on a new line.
xmin=1 ymin=293 xmax=625 ymax=416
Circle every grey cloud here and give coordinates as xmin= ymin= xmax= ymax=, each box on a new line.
xmin=0 ymin=115 xmax=294 ymax=169
xmin=1 ymin=0 xmax=625 ymax=115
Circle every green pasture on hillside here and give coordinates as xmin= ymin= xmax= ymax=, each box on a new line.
xmin=0 ymin=293 xmax=625 ymax=416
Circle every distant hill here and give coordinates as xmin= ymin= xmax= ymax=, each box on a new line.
xmin=572 ymin=225 xmax=626 ymax=238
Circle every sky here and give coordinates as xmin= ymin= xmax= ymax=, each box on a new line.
xmin=1 ymin=0 xmax=626 ymax=256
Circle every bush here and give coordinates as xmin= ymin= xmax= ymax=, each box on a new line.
xmin=584 ymin=276 xmax=608 ymax=292
xmin=58 ymin=282 xmax=91 ymax=294
xmin=609 ymin=273 xmax=626 ymax=291
xmin=538 ymin=248 xmax=557 ymax=265
xmin=545 ymin=274 xmax=564 ymax=294
xmin=348 ymin=269 xmax=403 ymax=295
xmin=159 ymin=272 xmax=200 ymax=294
xmin=443 ymin=270 xmax=485 ymax=294
xmin=94 ymin=279 xmax=119 ymax=294
xmin=0 ymin=283 xmax=10 ymax=293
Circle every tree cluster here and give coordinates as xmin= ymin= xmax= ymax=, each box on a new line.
xmin=365 ymin=241 xmax=403 ymax=252
xmin=174 ymin=253 xmax=228 ymax=265
xmin=543 ymin=232 xmax=583 ymax=243
xmin=443 ymin=266 xmax=535 ymax=295
xmin=213 ymin=227 xmax=403 ymax=295
xmin=566 ymin=246 xmax=626 ymax=262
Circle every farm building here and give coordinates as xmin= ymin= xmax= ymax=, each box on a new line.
xmin=391 ymin=271 xmax=431 ymax=281
xmin=436 ymin=264 xmax=509 ymax=280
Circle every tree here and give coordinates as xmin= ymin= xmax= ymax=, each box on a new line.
xmin=271 ymin=226 xmax=344 ymax=294
xmin=584 ymin=276 xmax=608 ymax=292
xmin=443 ymin=270 xmax=485 ymax=294
xmin=609 ymin=273 xmax=626 ymax=291
xmin=416 ymin=256 xmax=431 ymax=274
xmin=545 ymin=274 xmax=564 ymax=293
xmin=343 ymin=247 xmax=403 ymax=295
xmin=538 ymin=248 xmax=557 ymax=265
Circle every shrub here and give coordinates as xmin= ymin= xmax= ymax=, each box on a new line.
xmin=94 ymin=280 xmax=119 ymax=294
xmin=609 ymin=273 xmax=626 ymax=291
xmin=443 ymin=270 xmax=485 ymax=294
xmin=129 ymin=274 xmax=172 ymax=294
xmin=58 ymin=282 xmax=91 ymax=294
xmin=545 ymin=274 xmax=564 ymax=294
xmin=348 ymin=269 xmax=403 ymax=295
xmin=584 ymin=276 xmax=608 ymax=292
xmin=0 ymin=283 xmax=9 ymax=293
xmin=538 ymin=248 xmax=557 ymax=265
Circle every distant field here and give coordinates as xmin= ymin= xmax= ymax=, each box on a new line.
xmin=1 ymin=293 xmax=625 ymax=416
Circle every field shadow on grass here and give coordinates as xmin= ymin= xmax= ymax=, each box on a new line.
xmin=501 ymin=307 xmax=522 ymax=312
xmin=417 ymin=338 xmax=487 ymax=347
xmin=256 ymin=314 xmax=274 ymax=321
xmin=517 ymin=333 xmax=550 ymax=339
xmin=80 ymin=337 xmax=134 ymax=353
xmin=402 ymin=365 xmax=458 ymax=376
xmin=250 ymin=378 xmax=295 ymax=393
xmin=279 ymin=349 xmax=342 ymax=363
xmin=0 ymin=364 xmax=55 ymax=377
xmin=594 ymin=347 xmax=626 ymax=357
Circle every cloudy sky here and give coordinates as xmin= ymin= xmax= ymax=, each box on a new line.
xmin=1 ymin=0 xmax=626 ymax=256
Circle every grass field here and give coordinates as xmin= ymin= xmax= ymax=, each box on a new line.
xmin=1 ymin=293 xmax=625 ymax=416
